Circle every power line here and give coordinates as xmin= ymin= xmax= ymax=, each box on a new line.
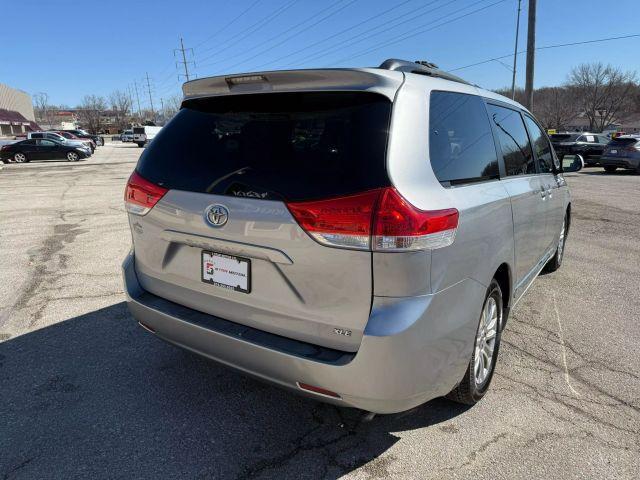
xmin=330 ymin=0 xmax=507 ymax=66
xmin=203 ymin=0 xmax=354 ymax=71
xmin=207 ymin=0 xmax=360 ymax=73
xmin=145 ymin=72 xmax=155 ymax=118
xmin=295 ymin=0 xmax=455 ymax=67
xmin=196 ymin=0 xmax=299 ymax=61
xmin=175 ymin=37 xmax=196 ymax=81
xmin=249 ymin=0 xmax=416 ymax=70
xmin=192 ymin=0 xmax=263 ymax=50
xmin=133 ymin=81 xmax=142 ymax=117
xmin=448 ymin=33 xmax=640 ymax=72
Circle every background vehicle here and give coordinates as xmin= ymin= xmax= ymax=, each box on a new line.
xmin=1 ymin=138 xmax=89 ymax=163
xmin=121 ymin=129 xmax=134 ymax=142
xmin=550 ymin=132 xmax=609 ymax=166
xmin=63 ymin=129 xmax=104 ymax=146
xmin=51 ymin=130 xmax=96 ymax=152
xmin=28 ymin=131 xmax=92 ymax=156
xmin=133 ymin=126 xmax=162 ymax=147
xmin=600 ymin=135 xmax=640 ymax=173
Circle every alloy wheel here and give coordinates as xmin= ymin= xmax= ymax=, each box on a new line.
xmin=474 ymin=296 xmax=499 ymax=386
xmin=557 ymin=218 xmax=566 ymax=264
xmin=14 ymin=153 xmax=26 ymax=163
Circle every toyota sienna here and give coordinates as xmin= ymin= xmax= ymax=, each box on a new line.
xmin=122 ymin=59 xmax=580 ymax=414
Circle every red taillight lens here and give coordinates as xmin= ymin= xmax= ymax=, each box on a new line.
xmin=373 ymin=188 xmax=458 ymax=251
xmin=124 ymin=171 xmax=168 ymax=215
xmin=286 ymin=190 xmax=380 ymax=249
xmin=286 ymin=187 xmax=458 ymax=251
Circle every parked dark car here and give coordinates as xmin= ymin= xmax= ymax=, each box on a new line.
xmin=599 ymin=135 xmax=640 ymax=173
xmin=0 ymin=138 xmax=90 ymax=163
xmin=62 ymin=129 xmax=104 ymax=146
xmin=550 ymin=132 xmax=610 ymax=166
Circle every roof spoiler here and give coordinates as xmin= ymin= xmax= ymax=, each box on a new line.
xmin=379 ymin=58 xmax=471 ymax=86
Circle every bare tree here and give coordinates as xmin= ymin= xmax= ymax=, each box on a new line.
xmin=77 ymin=95 xmax=107 ymax=134
xmin=33 ymin=92 xmax=52 ymax=127
xmin=532 ymin=87 xmax=579 ymax=130
xmin=109 ymin=90 xmax=132 ymax=131
xmin=164 ymin=94 xmax=182 ymax=118
xmin=568 ymin=63 xmax=637 ymax=131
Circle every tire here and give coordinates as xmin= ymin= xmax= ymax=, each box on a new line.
xmin=446 ymin=279 xmax=503 ymax=405
xmin=543 ymin=213 xmax=567 ymax=273
xmin=66 ymin=151 xmax=80 ymax=162
xmin=604 ymin=165 xmax=617 ymax=173
xmin=97 ymin=137 xmax=104 ymax=146
xmin=13 ymin=152 xmax=28 ymax=163
xmin=136 ymin=142 xmax=145 ymax=148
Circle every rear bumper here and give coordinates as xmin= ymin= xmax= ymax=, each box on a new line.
xmin=600 ymin=156 xmax=640 ymax=169
xmin=122 ymin=251 xmax=484 ymax=413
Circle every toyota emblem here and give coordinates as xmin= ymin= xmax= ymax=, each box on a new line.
xmin=205 ymin=204 xmax=229 ymax=227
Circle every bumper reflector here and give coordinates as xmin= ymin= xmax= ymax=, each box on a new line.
xmin=297 ymin=382 xmax=341 ymax=398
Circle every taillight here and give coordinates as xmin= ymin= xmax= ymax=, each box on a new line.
xmin=124 ymin=171 xmax=168 ymax=215
xmin=373 ymin=188 xmax=458 ymax=251
xmin=286 ymin=190 xmax=379 ymax=250
xmin=286 ymin=187 xmax=458 ymax=251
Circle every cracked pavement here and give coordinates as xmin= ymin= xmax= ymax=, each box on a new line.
xmin=0 ymin=147 xmax=639 ymax=479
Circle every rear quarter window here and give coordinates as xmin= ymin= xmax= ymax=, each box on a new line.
xmin=428 ymin=91 xmax=499 ymax=185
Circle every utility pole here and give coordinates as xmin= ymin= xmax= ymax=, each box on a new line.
xmin=524 ymin=0 xmax=536 ymax=111
xmin=145 ymin=72 xmax=155 ymax=122
xmin=175 ymin=37 xmax=195 ymax=82
xmin=159 ymin=98 xmax=165 ymax=123
xmin=510 ymin=0 xmax=522 ymax=100
xmin=133 ymin=81 xmax=142 ymax=121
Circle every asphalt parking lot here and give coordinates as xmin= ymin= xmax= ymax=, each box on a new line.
xmin=0 ymin=144 xmax=638 ymax=479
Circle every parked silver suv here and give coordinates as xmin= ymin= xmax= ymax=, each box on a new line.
xmin=123 ymin=59 xmax=580 ymax=414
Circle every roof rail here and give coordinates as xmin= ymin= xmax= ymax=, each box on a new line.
xmin=378 ymin=58 xmax=471 ymax=86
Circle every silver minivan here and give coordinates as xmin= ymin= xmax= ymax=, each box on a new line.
xmin=123 ymin=59 xmax=580 ymax=414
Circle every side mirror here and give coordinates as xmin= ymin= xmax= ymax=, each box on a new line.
xmin=562 ymin=154 xmax=584 ymax=173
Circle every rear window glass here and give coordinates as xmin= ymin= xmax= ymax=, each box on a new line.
xmin=136 ymin=92 xmax=392 ymax=201
xmin=429 ymin=91 xmax=499 ymax=185
xmin=133 ymin=127 xmax=145 ymax=134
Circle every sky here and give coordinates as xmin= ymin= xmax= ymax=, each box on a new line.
xmin=2 ymin=0 xmax=639 ymax=108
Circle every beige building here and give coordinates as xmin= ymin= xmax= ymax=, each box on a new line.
xmin=0 ymin=82 xmax=37 ymax=136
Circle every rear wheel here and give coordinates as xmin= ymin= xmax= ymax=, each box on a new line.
xmin=604 ymin=165 xmax=617 ymax=173
xmin=67 ymin=151 xmax=79 ymax=162
xmin=446 ymin=279 xmax=503 ymax=405
xmin=13 ymin=152 xmax=28 ymax=163
xmin=543 ymin=213 xmax=567 ymax=273
xmin=136 ymin=142 xmax=145 ymax=148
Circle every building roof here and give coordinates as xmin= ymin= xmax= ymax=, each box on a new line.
xmin=0 ymin=108 xmax=41 ymax=130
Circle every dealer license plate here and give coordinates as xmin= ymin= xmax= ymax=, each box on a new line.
xmin=201 ymin=251 xmax=251 ymax=294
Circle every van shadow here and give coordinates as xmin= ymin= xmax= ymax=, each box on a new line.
xmin=0 ymin=303 xmax=469 ymax=479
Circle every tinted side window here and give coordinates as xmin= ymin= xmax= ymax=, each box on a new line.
xmin=429 ymin=91 xmax=498 ymax=184
xmin=524 ymin=115 xmax=553 ymax=173
xmin=487 ymin=105 xmax=535 ymax=176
